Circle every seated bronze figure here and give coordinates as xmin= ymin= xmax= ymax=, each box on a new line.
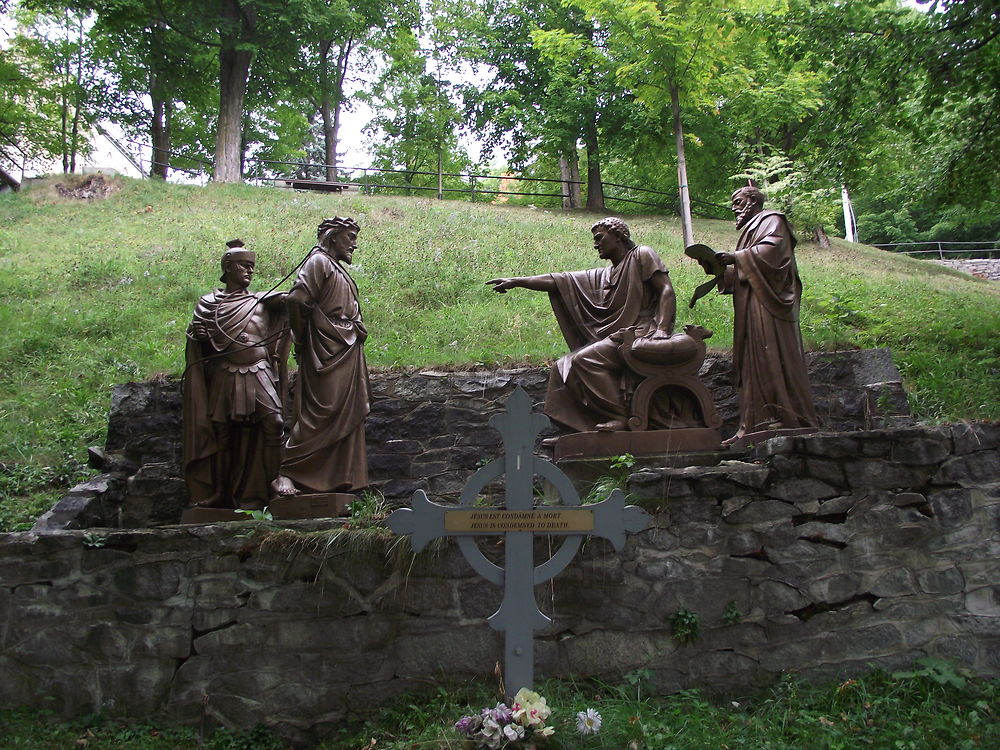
xmin=488 ymin=218 xmax=720 ymax=457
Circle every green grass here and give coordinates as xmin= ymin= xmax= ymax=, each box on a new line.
xmin=2 ymin=664 xmax=996 ymax=748
xmin=0 ymin=176 xmax=998 ymax=530
xmin=0 ymin=708 xmax=283 ymax=749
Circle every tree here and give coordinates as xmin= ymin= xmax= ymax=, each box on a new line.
xmin=8 ymin=4 xmax=106 ymax=172
xmin=362 ymin=26 xmax=473 ymax=193
xmin=440 ymin=0 xmax=623 ymax=210
xmin=290 ymin=0 xmax=399 ymax=181
xmin=911 ymin=0 xmax=1000 ymax=204
xmin=570 ymin=0 xmax=759 ymax=244
xmin=53 ymin=0 xmax=318 ymax=182
xmin=88 ymin=12 xmax=215 ymax=179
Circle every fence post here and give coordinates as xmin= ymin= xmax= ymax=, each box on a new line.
xmin=437 ymin=150 xmax=443 ymax=200
xmin=938 ymin=242 xmax=944 ymax=260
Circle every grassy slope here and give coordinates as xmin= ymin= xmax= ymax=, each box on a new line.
xmin=0 ymin=177 xmax=998 ymax=529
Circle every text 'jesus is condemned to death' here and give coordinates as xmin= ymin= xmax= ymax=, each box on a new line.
xmin=443 ymin=509 xmax=595 ymax=533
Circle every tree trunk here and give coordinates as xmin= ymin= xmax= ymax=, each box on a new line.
xmin=782 ymin=123 xmax=796 ymax=154
xmin=559 ymin=154 xmax=571 ymax=209
xmin=151 ymin=89 xmax=171 ymax=180
xmin=214 ymin=0 xmax=255 ymax=183
xmin=318 ymin=38 xmax=353 ymax=182
xmin=569 ymin=152 xmax=581 ymax=208
xmin=69 ymin=14 xmax=84 ymax=174
xmin=59 ymin=9 xmax=69 ymax=173
xmin=671 ymin=82 xmax=694 ymax=248
xmin=559 ymin=145 xmax=582 ymax=209
xmin=841 ymin=184 xmax=856 ymax=242
xmin=318 ymin=40 xmax=336 ymax=181
xmin=813 ymin=226 xmax=831 ymax=249
xmin=583 ymin=118 xmax=604 ymax=211
xmin=149 ymin=25 xmax=171 ymax=180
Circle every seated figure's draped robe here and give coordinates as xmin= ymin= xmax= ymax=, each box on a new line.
xmin=544 ymin=245 xmax=685 ymax=432
xmin=183 ymin=290 xmax=288 ymax=507
xmin=720 ymin=210 xmax=818 ymax=436
xmin=282 ymin=249 xmax=370 ymax=493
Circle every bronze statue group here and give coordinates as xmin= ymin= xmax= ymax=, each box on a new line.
xmin=183 ymin=186 xmax=817 ymax=511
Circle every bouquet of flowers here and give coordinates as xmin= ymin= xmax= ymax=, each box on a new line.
xmin=453 ymin=688 xmax=554 ymax=749
xmin=454 ymin=688 xmax=602 ymax=749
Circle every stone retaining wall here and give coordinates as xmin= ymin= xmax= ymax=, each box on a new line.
xmin=934 ymin=258 xmax=1000 ymax=281
xmin=37 ymin=349 xmax=911 ymax=530
xmin=3 ymin=423 xmax=998 ymax=745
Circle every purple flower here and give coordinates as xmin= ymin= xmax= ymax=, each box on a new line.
xmin=454 ymin=715 xmax=482 ymax=736
xmin=481 ymin=702 xmax=513 ymax=724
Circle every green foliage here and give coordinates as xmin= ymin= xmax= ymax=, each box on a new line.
xmin=346 ymin=490 xmax=390 ymax=529
xmin=623 ymin=667 xmax=655 ymax=701
xmin=669 ymin=608 xmax=701 ymax=645
xmin=609 ymin=452 xmax=636 ymax=472
xmin=82 ymin=531 xmax=106 ymax=548
xmin=723 ymin=600 xmax=742 ymax=624
xmin=583 ymin=453 xmax=636 ymax=505
xmin=234 ymin=506 xmax=274 ymax=522
xmin=734 ymin=153 xmax=840 ymax=240
xmin=204 ymin=724 xmax=284 ymax=750
xmin=0 ymin=453 xmax=89 ymax=530
xmin=0 ymin=708 xmax=283 ymax=749
xmin=360 ymin=25 xmax=475 ymax=192
xmin=300 ymin=667 xmax=1000 ymax=748
xmin=2 ymin=666 xmax=998 ymax=748
xmin=5 ymin=5 xmax=106 ymax=172
xmin=893 ymin=657 xmax=970 ymax=690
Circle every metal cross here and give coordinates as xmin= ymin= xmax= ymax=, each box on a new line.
xmin=387 ymin=386 xmax=651 ymax=696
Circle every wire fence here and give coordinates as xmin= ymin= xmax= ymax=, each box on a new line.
xmin=245 ymin=157 xmax=735 ymax=220
xmin=871 ymin=240 xmax=1000 ymax=260
xmin=87 ymin=132 xmax=724 ymax=219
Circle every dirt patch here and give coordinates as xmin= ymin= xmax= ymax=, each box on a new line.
xmin=55 ymin=174 xmax=120 ymax=200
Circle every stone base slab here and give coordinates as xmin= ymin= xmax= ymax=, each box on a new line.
xmin=179 ymin=493 xmax=354 ymax=524
xmin=554 ymin=427 xmax=722 ymax=460
xmin=724 ymin=427 xmax=817 ymax=452
xmin=270 ymin=492 xmax=354 ymax=519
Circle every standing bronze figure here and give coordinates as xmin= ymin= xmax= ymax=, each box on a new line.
xmin=690 ymin=186 xmax=818 ymax=445
xmin=488 ymin=217 xmax=681 ymax=433
xmin=183 ymin=241 xmax=290 ymax=508
xmin=274 ymin=217 xmax=370 ymax=495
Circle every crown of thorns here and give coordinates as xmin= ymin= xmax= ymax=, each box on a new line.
xmin=591 ymin=217 xmax=631 ymax=239
xmin=317 ymin=216 xmax=360 ymax=237
xmin=731 ymin=185 xmax=766 ymax=205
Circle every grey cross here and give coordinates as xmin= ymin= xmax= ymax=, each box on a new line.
xmin=387 ymin=386 xmax=651 ymax=696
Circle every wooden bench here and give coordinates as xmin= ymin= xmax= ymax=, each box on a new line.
xmin=270 ymin=178 xmax=352 ymax=193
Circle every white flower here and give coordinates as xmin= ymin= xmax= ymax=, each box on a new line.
xmin=503 ymin=723 xmax=525 ymax=742
xmin=479 ymin=717 xmax=503 ymax=749
xmin=576 ymin=708 xmax=602 ymax=735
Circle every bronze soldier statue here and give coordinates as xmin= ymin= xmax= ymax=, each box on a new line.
xmin=183 ymin=240 xmax=290 ymax=508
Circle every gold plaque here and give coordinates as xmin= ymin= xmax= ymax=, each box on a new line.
xmin=444 ymin=509 xmax=594 ymax=533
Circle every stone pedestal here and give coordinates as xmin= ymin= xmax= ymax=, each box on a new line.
xmin=178 ymin=493 xmax=354 ymax=524
xmin=723 ymin=427 xmax=817 ymax=452
xmin=270 ymin=493 xmax=354 ymax=519
xmin=554 ymin=427 xmax=722 ymax=461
